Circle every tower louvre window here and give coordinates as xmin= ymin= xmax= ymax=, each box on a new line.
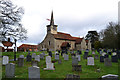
xmin=49 ymin=41 xmax=50 ymax=45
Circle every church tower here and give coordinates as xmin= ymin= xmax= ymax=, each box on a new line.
xmin=47 ymin=11 xmax=58 ymax=34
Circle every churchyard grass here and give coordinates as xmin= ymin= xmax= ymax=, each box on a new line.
xmin=1 ymin=51 xmax=119 ymax=78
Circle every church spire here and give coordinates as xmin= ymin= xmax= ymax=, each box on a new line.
xmin=50 ymin=11 xmax=54 ymax=25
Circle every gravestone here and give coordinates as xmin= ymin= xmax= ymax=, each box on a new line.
xmin=55 ymin=55 xmax=59 ymax=60
xmin=44 ymin=63 xmax=55 ymax=70
xmin=104 ymin=58 xmax=112 ymax=66
xmin=87 ymin=57 xmax=94 ymax=65
xmin=58 ymin=60 xmax=62 ymax=64
xmin=64 ymin=54 xmax=69 ymax=60
xmin=32 ymin=53 xmax=36 ymax=58
xmin=76 ymin=55 xmax=80 ymax=61
xmin=83 ymin=52 xmax=88 ymax=59
xmin=112 ymin=55 xmax=118 ymax=62
xmin=100 ymin=51 xmax=103 ymax=55
xmin=26 ymin=54 xmax=32 ymax=62
xmin=46 ymin=56 xmax=51 ymax=64
xmin=28 ymin=66 xmax=40 ymax=78
xmin=3 ymin=56 xmax=9 ymax=65
xmin=40 ymin=54 xmax=44 ymax=59
xmin=42 ymin=52 xmax=45 ymax=57
xmin=94 ymin=55 xmax=99 ymax=59
xmin=19 ymin=55 xmax=24 ymax=58
xmin=101 ymin=74 xmax=119 ymax=80
xmin=5 ymin=63 xmax=15 ymax=78
xmin=102 ymin=52 xmax=106 ymax=56
xmin=100 ymin=56 xmax=104 ymax=62
xmin=35 ymin=55 xmax=40 ymax=62
xmin=66 ymin=74 xmax=80 ymax=79
xmin=78 ymin=51 xmax=82 ymax=55
xmin=72 ymin=65 xmax=82 ymax=72
xmin=72 ymin=57 xmax=78 ymax=65
xmin=18 ymin=58 xmax=24 ymax=67
xmin=92 ymin=51 xmax=95 ymax=54
xmin=31 ymin=61 xmax=38 ymax=67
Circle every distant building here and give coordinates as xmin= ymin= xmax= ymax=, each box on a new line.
xmin=17 ymin=44 xmax=38 ymax=52
xmin=38 ymin=11 xmax=91 ymax=51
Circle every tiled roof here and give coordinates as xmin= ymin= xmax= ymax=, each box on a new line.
xmin=2 ymin=41 xmax=13 ymax=47
xmin=18 ymin=44 xmax=38 ymax=49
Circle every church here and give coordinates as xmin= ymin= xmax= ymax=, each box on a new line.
xmin=38 ymin=11 xmax=91 ymax=51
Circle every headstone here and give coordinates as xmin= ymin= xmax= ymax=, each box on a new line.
xmin=42 ymin=52 xmax=45 ymax=57
xmin=83 ymin=52 xmax=88 ymax=59
xmin=64 ymin=54 xmax=69 ymax=60
xmin=55 ymin=55 xmax=59 ymax=60
xmin=40 ymin=54 xmax=44 ymax=59
xmin=32 ymin=53 xmax=36 ymax=58
xmin=111 ymin=56 xmax=118 ymax=62
xmin=72 ymin=57 xmax=78 ymax=65
xmin=44 ymin=63 xmax=55 ymax=70
xmin=100 ymin=56 xmax=104 ymax=62
xmin=66 ymin=74 xmax=80 ymax=79
xmin=35 ymin=55 xmax=40 ymax=62
xmin=31 ymin=61 xmax=38 ymax=67
xmin=101 ymin=74 xmax=119 ymax=80
xmin=19 ymin=55 xmax=24 ymax=58
xmin=28 ymin=66 xmax=40 ymax=78
xmin=87 ymin=57 xmax=94 ymax=65
xmin=3 ymin=56 xmax=9 ymax=65
xmin=26 ymin=54 xmax=32 ymax=62
xmin=92 ymin=51 xmax=95 ymax=54
xmin=100 ymin=51 xmax=103 ymax=55
xmin=18 ymin=58 xmax=24 ymax=67
xmin=104 ymin=58 xmax=112 ymax=66
xmin=72 ymin=65 xmax=82 ymax=72
xmin=76 ymin=55 xmax=80 ymax=61
xmin=102 ymin=52 xmax=106 ymax=56
xmin=46 ymin=56 xmax=51 ymax=64
xmin=5 ymin=63 xmax=15 ymax=78
xmin=58 ymin=60 xmax=62 ymax=64
xmin=94 ymin=55 xmax=99 ymax=59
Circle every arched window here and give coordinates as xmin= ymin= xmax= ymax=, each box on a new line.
xmin=48 ymin=41 xmax=50 ymax=45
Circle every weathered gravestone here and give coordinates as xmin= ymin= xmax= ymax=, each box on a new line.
xmin=76 ymin=55 xmax=80 ymax=61
xmin=18 ymin=58 xmax=24 ymax=67
xmin=58 ymin=59 xmax=62 ymax=64
xmin=19 ymin=55 xmax=24 ymax=58
xmin=28 ymin=66 xmax=40 ymax=79
xmin=112 ymin=55 xmax=118 ymax=62
xmin=3 ymin=56 xmax=9 ymax=65
xmin=31 ymin=61 xmax=38 ymax=67
xmin=26 ymin=54 xmax=32 ymax=62
xmin=83 ymin=52 xmax=88 ymax=59
xmin=104 ymin=58 xmax=112 ymax=66
xmin=101 ymin=74 xmax=119 ymax=80
xmin=87 ymin=56 xmax=94 ymax=65
xmin=65 ymin=74 xmax=80 ymax=80
xmin=5 ymin=63 xmax=15 ymax=78
xmin=32 ymin=53 xmax=36 ymax=58
xmin=72 ymin=57 xmax=78 ymax=65
xmin=100 ymin=56 xmax=104 ymax=62
xmin=94 ymin=55 xmax=99 ymax=59
xmin=92 ymin=51 xmax=95 ymax=54
xmin=44 ymin=63 xmax=55 ymax=70
xmin=64 ymin=54 xmax=69 ymax=60
xmin=55 ymin=55 xmax=59 ymax=60
xmin=46 ymin=56 xmax=51 ymax=64
xmin=40 ymin=54 xmax=44 ymax=59
xmin=35 ymin=55 xmax=40 ymax=62
xmin=72 ymin=65 xmax=82 ymax=72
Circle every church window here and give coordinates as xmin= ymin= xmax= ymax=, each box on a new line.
xmin=48 ymin=41 xmax=50 ymax=45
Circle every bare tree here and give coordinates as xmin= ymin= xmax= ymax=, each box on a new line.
xmin=0 ymin=0 xmax=27 ymax=42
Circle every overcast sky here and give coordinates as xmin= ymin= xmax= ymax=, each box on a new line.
xmin=1 ymin=0 xmax=119 ymax=47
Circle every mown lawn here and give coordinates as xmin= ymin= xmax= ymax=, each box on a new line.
xmin=1 ymin=51 xmax=119 ymax=79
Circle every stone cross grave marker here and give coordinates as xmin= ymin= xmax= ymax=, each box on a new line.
xmin=64 ymin=54 xmax=69 ymax=60
xmin=28 ymin=66 xmax=40 ymax=78
xmin=3 ymin=56 xmax=9 ymax=65
xmin=104 ymin=58 xmax=112 ymax=66
xmin=5 ymin=63 xmax=15 ymax=78
xmin=18 ymin=58 xmax=24 ymax=67
xmin=87 ymin=57 xmax=94 ymax=65
xmin=72 ymin=65 xmax=82 ymax=72
xmin=72 ymin=57 xmax=78 ymax=65
xmin=26 ymin=54 xmax=32 ymax=62
xmin=35 ymin=55 xmax=40 ymax=62
xmin=32 ymin=53 xmax=36 ymax=58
